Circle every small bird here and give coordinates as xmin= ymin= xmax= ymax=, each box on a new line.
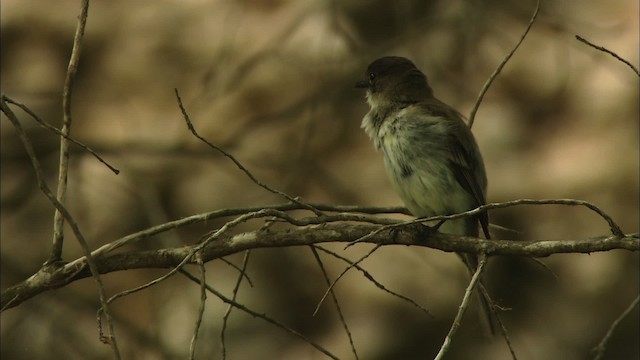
xmin=355 ymin=56 xmax=494 ymax=332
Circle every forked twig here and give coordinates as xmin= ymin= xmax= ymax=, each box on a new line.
xmin=313 ymin=244 xmax=382 ymax=315
xmin=315 ymin=245 xmax=434 ymax=317
xmin=99 ymin=210 xmax=267 ymax=312
xmin=220 ymin=256 xmax=254 ymax=287
xmin=1 ymin=85 xmax=121 ymax=358
xmin=180 ymin=270 xmax=340 ymax=359
xmin=221 ymin=250 xmax=252 ymax=359
xmin=310 ymin=246 xmax=360 ymax=360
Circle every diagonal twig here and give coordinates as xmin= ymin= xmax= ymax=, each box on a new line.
xmin=174 ymin=88 xmax=323 ymax=216
xmin=51 ymin=0 xmax=92 ymax=264
xmin=313 ymin=244 xmax=382 ymax=315
xmin=310 ymin=246 xmax=360 ymax=360
xmin=189 ymin=260 xmax=207 ymax=360
xmin=180 ymin=269 xmax=340 ymax=359
xmin=221 ymin=250 xmax=252 ymax=359
xmin=468 ymin=0 xmax=541 ymax=128
xmin=434 ymin=254 xmax=488 ymax=360
xmin=99 ymin=210 xmax=268 ymax=312
xmin=592 ymin=295 xmax=640 ymax=360
xmin=576 ymin=35 xmax=640 ymax=77
xmin=315 ymin=245 xmax=434 ymax=318
xmin=2 ymin=94 xmax=119 ymax=174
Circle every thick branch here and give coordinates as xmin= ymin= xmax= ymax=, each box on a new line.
xmin=2 ymin=224 xmax=637 ymax=311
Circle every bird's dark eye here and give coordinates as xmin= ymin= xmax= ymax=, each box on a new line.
xmin=368 ymin=73 xmax=376 ymax=82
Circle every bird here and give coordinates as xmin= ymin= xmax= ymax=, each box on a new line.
xmin=355 ymin=56 xmax=495 ymax=333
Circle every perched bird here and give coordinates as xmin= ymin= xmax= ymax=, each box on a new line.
xmin=355 ymin=56 xmax=494 ymax=332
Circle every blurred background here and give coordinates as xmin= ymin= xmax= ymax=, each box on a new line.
xmin=1 ymin=0 xmax=638 ymax=359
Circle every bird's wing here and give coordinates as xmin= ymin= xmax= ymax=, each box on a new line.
xmin=447 ymin=120 xmax=491 ymax=239
xmin=420 ymin=100 xmax=490 ymax=238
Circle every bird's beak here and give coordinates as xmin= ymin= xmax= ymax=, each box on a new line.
xmin=355 ymin=80 xmax=369 ymax=89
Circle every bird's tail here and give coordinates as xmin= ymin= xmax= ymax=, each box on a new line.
xmin=458 ymin=253 xmax=498 ymax=336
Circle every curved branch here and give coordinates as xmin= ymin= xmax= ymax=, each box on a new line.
xmin=575 ymin=35 xmax=640 ymax=77
xmin=468 ymin=0 xmax=541 ymax=128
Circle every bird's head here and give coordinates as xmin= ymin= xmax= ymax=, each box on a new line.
xmin=355 ymin=56 xmax=433 ymax=110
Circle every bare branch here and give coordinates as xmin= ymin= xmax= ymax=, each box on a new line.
xmin=52 ymin=0 xmax=91 ymax=264
xmin=174 ymin=88 xmax=323 ymax=216
xmin=98 ymin=210 xmax=267 ymax=318
xmin=468 ymin=0 xmax=541 ymax=128
xmin=479 ymin=286 xmax=518 ymax=359
xmin=221 ymin=250 xmax=252 ymax=360
xmin=435 ymin=255 xmax=488 ymax=360
xmin=3 ymin=214 xmax=637 ymax=313
xmin=189 ymin=260 xmax=207 ymax=360
xmin=180 ymin=270 xmax=340 ymax=360
xmin=576 ymin=35 xmax=640 ymax=77
xmin=314 ymin=245 xmax=434 ymax=318
xmin=219 ymin=256 xmax=254 ymax=287
xmin=1 ymin=82 xmax=121 ymax=358
xmin=1 ymin=94 xmax=120 ymax=174
xmin=313 ymin=244 xmax=382 ymax=316
xmin=592 ymin=295 xmax=640 ymax=360
xmin=310 ymin=246 xmax=360 ymax=359
xmin=88 ymin=204 xmax=403 ymax=260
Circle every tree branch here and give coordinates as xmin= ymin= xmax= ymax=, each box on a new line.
xmin=469 ymin=0 xmax=541 ymax=128
xmin=51 ymin=0 xmax=90 ymax=264
xmin=575 ymin=35 xmax=640 ymax=77
xmin=435 ymin=255 xmax=488 ymax=360
xmin=2 ymin=223 xmax=637 ymax=311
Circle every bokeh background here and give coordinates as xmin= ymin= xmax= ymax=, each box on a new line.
xmin=1 ymin=0 xmax=638 ymax=359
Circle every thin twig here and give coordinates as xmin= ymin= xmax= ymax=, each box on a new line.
xmin=174 ymin=88 xmax=323 ymax=216
xmin=51 ymin=0 xmax=91 ymax=264
xmin=434 ymin=255 xmax=488 ymax=360
xmin=100 ymin=210 xmax=267 ymax=311
xmin=313 ymin=244 xmax=382 ymax=316
xmin=180 ymin=270 xmax=340 ymax=360
xmin=315 ymin=245 xmax=434 ymax=318
xmin=310 ymin=246 xmax=360 ymax=360
xmin=468 ymin=0 xmax=541 ymax=128
xmin=98 ymin=208 xmax=293 ymax=335
xmin=219 ymin=256 xmax=254 ymax=287
xmin=592 ymin=295 xmax=640 ymax=360
xmin=576 ymin=35 xmax=640 ymax=77
xmin=221 ymin=250 xmax=252 ymax=360
xmin=2 ymin=94 xmax=119 ymax=174
xmin=478 ymin=285 xmax=518 ymax=359
xmin=189 ymin=260 xmax=207 ymax=360
xmin=1 ymin=90 xmax=121 ymax=359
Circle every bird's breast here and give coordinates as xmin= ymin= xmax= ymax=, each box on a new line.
xmin=377 ymin=116 xmax=473 ymax=219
